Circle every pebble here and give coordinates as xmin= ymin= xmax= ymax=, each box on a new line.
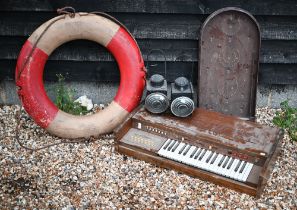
xmin=0 ymin=105 xmax=296 ymax=209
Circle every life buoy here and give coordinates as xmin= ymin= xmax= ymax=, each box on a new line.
xmin=15 ymin=13 xmax=146 ymax=138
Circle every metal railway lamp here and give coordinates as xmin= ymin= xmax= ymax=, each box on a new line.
xmin=170 ymin=54 xmax=195 ymax=117
xmin=144 ymin=49 xmax=170 ymax=114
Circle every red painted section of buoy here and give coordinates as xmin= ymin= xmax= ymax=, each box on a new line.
xmin=107 ymin=27 xmax=146 ymax=112
xmin=15 ymin=40 xmax=58 ymax=128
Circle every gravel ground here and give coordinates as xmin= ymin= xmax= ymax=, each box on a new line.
xmin=0 ymin=105 xmax=296 ymax=209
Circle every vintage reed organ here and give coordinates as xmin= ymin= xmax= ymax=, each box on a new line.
xmin=114 ymin=107 xmax=283 ymax=197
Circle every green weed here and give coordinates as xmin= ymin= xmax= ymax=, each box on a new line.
xmin=273 ymin=100 xmax=297 ymax=141
xmin=54 ymin=74 xmax=89 ymax=115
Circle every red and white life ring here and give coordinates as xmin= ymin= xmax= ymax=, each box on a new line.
xmin=15 ymin=13 xmax=145 ymax=138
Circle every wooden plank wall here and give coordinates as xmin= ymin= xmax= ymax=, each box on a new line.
xmin=0 ymin=0 xmax=297 ymax=85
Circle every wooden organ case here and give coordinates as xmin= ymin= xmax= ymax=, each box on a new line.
xmin=114 ymin=107 xmax=283 ymax=197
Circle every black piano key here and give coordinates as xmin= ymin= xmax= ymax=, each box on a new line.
xmin=183 ymin=145 xmax=191 ymax=156
xmin=218 ymin=156 xmax=226 ymax=167
xmin=239 ymin=161 xmax=247 ymax=173
xmin=171 ymin=141 xmax=180 ymax=152
xmin=198 ymin=149 xmax=207 ymax=160
xmin=227 ymin=158 xmax=234 ymax=169
xmin=222 ymin=157 xmax=230 ymax=168
xmin=163 ymin=139 xmax=172 ymax=150
xmin=190 ymin=147 xmax=198 ymax=158
xmin=210 ymin=153 xmax=218 ymax=164
xmin=167 ymin=140 xmax=176 ymax=151
xmin=194 ymin=148 xmax=202 ymax=159
xmin=179 ymin=144 xmax=187 ymax=154
xmin=206 ymin=152 xmax=214 ymax=163
xmin=234 ymin=160 xmax=242 ymax=172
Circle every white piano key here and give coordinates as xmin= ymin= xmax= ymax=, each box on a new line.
xmin=234 ymin=160 xmax=242 ymax=172
xmin=234 ymin=161 xmax=245 ymax=180
xmin=219 ymin=156 xmax=230 ymax=176
xmin=217 ymin=156 xmax=228 ymax=175
xmin=238 ymin=161 xmax=248 ymax=178
xmin=159 ymin=140 xmax=177 ymax=158
xmin=193 ymin=148 xmax=202 ymax=159
xmin=225 ymin=158 xmax=236 ymax=178
xmin=172 ymin=141 xmax=181 ymax=152
xmin=221 ymin=156 xmax=232 ymax=175
xmin=158 ymin=139 xmax=171 ymax=156
xmin=204 ymin=152 xmax=217 ymax=173
xmin=239 ymin=161 xmax=247 ymax=173
xmin=198 ymin=149 xmax=207 ymax=161
xmin=197 ymin=150 xmax=211 ymax=170
xmin=171 ymin=141 xmax=180 ymax=152
xmin=182 ymin=144 xmax=192 ymax=156
xmin=227 ymin=159 xmax=239 ymax=179
xmin=222 ymin=157 xmax=231 ymax=168
xmin=179 ymin=145 xmax=191 ymax=163
xmin=209 ymin=154 xmax=223 ymax=173
xmin=161 ymin=139 xmax=171 ymax=150
xmin=190 ymin=147 xmax=198 ymax=158
xmin=186 ymin=146 xmax=197 ymax=158
xmin=192 ymin=149 xmax=203 ymax=168
xmin=160 ymin=149 xmax=170 ymax=158
xmin=203 ymin=150 xmax=212 ymax=160
xmin=167 ymin=139 xmax=176 ymax=150
xmin=208 ymin=152 xmax=219 ymax=172
xmin=205 ymin=151 xmax=213 ymax=163
xmin=221 ymin=157 xmax=233 ymax=177
xmin=184 ymin=146 xmax=197 ymax=166
xmin=176 ymin=145 xmax=194 ymax=165
xmin=241 ymin=163 xmax=253 ymax=182
xmin=237 ymin=162 xmax=249 ymax=181
xmin=227 ymin=158 xmax=235 ymax=170
xmin=209 ymin=152 xmax=218 ymax=164
xmin=218 ymin=155 xmax=227 ymax=167
xmin=238 ymin=162 xmax=253 ymax=182
xmin=167 ymin=140 xmax=177 ymax=151
xmin=178 ymin=143 xmax=188 ymax=154
xmin=170 ymin=142 xmax=186 ymax=162
xmin=202 ymin=151 xmax=216 ymax=172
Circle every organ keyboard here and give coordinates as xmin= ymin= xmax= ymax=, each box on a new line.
xmin=114 ymin=107 xmax=283 ymax=197
xmin=158 ymin=139 xmax=254 ymax=182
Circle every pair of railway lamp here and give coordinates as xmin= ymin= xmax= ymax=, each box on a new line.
xmin=144 ymin=50 xmax=195 ymax=117
xmin=145 ymin=74 xmax=195 ymax=117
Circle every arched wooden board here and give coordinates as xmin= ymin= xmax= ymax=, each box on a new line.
xmin=198 ymin=7 xmax=260 ymax=120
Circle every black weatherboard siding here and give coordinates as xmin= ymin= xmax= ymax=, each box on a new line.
xmin=1 ymin=0 xmax=297 ymax=85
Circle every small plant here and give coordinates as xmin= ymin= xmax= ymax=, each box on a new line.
xmin=54 ymin=74 xmax=89 ymax=115
xmin=273 ymin=100 xmax=297 ymax=141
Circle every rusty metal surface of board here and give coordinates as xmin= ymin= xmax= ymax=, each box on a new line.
xmin=198 ymin=7 xmax=260 ymax=120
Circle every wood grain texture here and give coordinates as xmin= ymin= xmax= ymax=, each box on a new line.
xmin=1 ymin=1 xmax=297 ymax=86
xmin=1 ymin=12 xmax=297 ymax=40
xmin=1 ymin=37 xmax=297 ymax=64
xmin=2 ymin=0 xmax=297 ymax=16
xmin=1 ymin=60 xmax=297 ymax=85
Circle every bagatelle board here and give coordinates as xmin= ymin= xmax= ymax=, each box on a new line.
xmin=198 ymin=7 xmax=260 ymax=120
